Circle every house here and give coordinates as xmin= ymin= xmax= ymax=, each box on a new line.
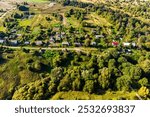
xmin=61 ymin=32 xmax=66 ymax=35
xmin=35 ymin=41 xmax=43 ymax=46
xmin=125 ymin=49 xmax=132 ymax=54
xmin=91 ymin=42 xmax=97 ymax=46
xmin=62 ymin=42 xmax=69 ymax=46
xmin=10 ymin=40 xmax=18 ymax=46
xmin=95 ymin=35 xmax=104 ymax=39
xmin=0 ymin=40 xmax=5 ymax=44
xmin=24 ymin=41 xmax=30 ymax=45
xmin=49 ymin=37 xmax=55 ymax=43
xmin=4 ymin=37 xmax=8 ymax=40
xmin=11 ymin=29 xmax=17 ymax=33
xmin=17 ymin=34 xmax=22 ymax=37
xmin=112 ymin=41 xmax=119 ymax=46
xmin=132 ymin=42 xmax=136 ymax=47
xmin=9 ymin=35 xmax=16 ymax=39
xmin=55 ymin=34 xmax=61 ymax=41
xmin=123 ymin=42 xmax=130 ymax=47
xmin=48 ymin=2 xmax=56 ymax=7
xmin=74 ymin=42 xmax=81 ymax=47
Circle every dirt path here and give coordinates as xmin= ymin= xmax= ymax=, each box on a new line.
xmin=61 ymin=13 xmax=68 ymax=26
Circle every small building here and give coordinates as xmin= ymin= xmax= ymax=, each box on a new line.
xmin=35 ymin=41 xmax=43 ymax=46
xmin=24 ymin=41 xmax=30 ymax=45
xmin=125 ymin=49 xmax=132 ymax=54
xmin=62 ymin=42 xmax=69 ymax=46
xmin=10 ymin=40 xmax=18 ymax=46
xmin=132 ymin=42 xmax=136 ymax=47
xmin=123 ymin=42 xmax=130 ymax=47
xmin=55 ymin=34 xmax=61 ymax=41
xmin=0 ymin=40 xmax=5 ymax=44
xmin=112 ymin=41 xmax=119 ymax=46
xmin=91 ymin=42 xmax=97 ymax=46
xmin=95 ymin=35 xmax=104 ymax=39
xmin=9 ymin=34 xmax=17 ymax=39
xmin=17 ymin=34 xmax=22 ymax=37
xmin=61 ymin=32 xmax=66 ymax=35
xmin=74 ymin=42 xmax=81 ymax=47
xmin=11 ymin=29 xmax=17 ymax=33
xmin=49 ymin=37 xmax=55 ymax=43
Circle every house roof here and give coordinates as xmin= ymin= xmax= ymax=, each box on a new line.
xmin=0 ymin=40 xmax=5 ymax=43
xmin=35 ymin=41 xmax=43 ymax=45
xmin=112 ymin=42 xmax=119 ymax=46
xmin=123 ymin=42 xmax=130 ymax=46
xmin=62 ymin=42 xmax=69 ymax=45
xmin=10 ymin=40 xmax=18 ymax=43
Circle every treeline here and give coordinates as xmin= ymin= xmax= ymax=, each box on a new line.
xmin=11 ymin=48 xmax=150 ymax=100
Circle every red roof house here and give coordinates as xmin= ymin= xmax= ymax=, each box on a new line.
xmin=112 ymin=41 xmax=119 ymax=46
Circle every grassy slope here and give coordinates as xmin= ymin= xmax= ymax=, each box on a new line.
xmin=86 ymin=12 xmax=112 ymax=27
xmin=0 ymin=50 xmax=41 ymax=99
xmin=51 ymin=91 xmax=137 ymax=100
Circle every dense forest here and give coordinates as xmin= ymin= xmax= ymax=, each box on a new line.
xmin=0 ymin=0 xmax=150 ymax=100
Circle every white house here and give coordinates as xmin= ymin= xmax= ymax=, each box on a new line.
xmin=62 ymin=42 xmax=69 ymax=46
xmin=35 ymin=41 xmax=43 ymax=46
xmin=123 ymin=42 xmax=130 ymax=46
xmin=0 ymin=40 xmax=5 ymax=44
xmin=10 ymin=40 xmax=18 ymax=46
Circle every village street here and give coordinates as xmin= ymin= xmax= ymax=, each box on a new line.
xmin=1 ymin=45 xmax=98 ymax=53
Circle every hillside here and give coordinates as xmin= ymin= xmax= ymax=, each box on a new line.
xmin=0 ymin=0 xmax=150 ymax=100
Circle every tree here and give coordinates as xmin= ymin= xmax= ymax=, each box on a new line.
xmin=122 ymin=66 xmax=142 ymax=80
xmin=72 ymin=78 xmax=82 ymax=91
xmin=138 ymin=86 xmax=149 ymax=98
xmin=116 ymin=75 xmax=131 ymax=91
xmin=97 ymin=57 xmax=105 ymax=69
xmin=98 ymin=67 xmax=111 ymax=89
xmin=140 ymin=59 xmax=150 ymax=75
xmin=138 ymin=78 xmax=148 ymax=87
xmin=51 ymin=67 xmax=63 ymax=83
xmin=57 ymin=75 xmax=71 ymax=91
xmin=81 ymin=69 xmax=93 ymax=81
xmin=83 ymin=80 xmax=95 ymax=94
xmin=34 ymin=61 xmax=41 ymax=71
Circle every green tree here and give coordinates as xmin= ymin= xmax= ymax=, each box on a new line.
xmin=83 ymin=80 xmax=95 ymax=94
xmin=57 ymin=75 xmax=71 ymax=91
xmin=72 ymin=78 xmax=82 ymax=91
xmin=138 ymin=86 xmax=149 ymax=98
xmin=140 ymin=59 xmax=150 ymax=75
xmin=98 ymin=67 xmax=111 ymax=89
xmin=116 ymin=75 xmax=131 ymax=91
xmin=138 ymin=78 xmax=148 ymax=87
xmin=51 ymin=67 xmax=63 ymax=83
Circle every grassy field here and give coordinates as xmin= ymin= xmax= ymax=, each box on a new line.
xmin=86 ymin=12 xmax=112 ymax=27
xmin=51 ymin=91 xmax=137 ymax=100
